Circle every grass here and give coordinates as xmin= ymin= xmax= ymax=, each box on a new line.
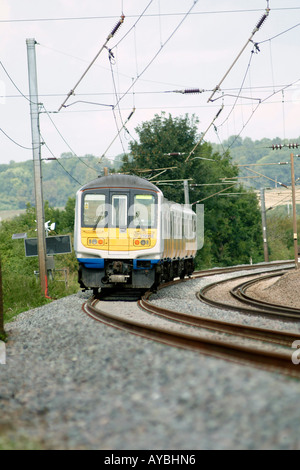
xmin=3 ymin=270 xmax=79 ymax=324
xmin=0 ymin=331 xmax=7 ymax=342
xmin=0 ymin=434 xmax=45 ymax=450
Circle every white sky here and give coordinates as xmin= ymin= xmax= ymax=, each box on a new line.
xmin=0 ymin=0 xmax=299 ymax=164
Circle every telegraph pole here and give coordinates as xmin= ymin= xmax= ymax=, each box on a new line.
xmin=26 ymin=38 xmax=47 ymax=294
xmin=290 ymin=153 xmax=299 ymax=269
xmin=260 ymin=188 xmax=269 ymax=262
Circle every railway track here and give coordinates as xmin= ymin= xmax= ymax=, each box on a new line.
xmin=199 ymin=268 xmax=300 ymax=320
xmin=82 ymin=262 xmax=300 ymax=379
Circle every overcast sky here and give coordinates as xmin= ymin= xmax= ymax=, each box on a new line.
xmin=0 ymin=0 xmax=299 ymax=164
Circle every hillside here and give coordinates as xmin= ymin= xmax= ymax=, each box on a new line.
xmin=1 ymin=137 xmax=300 ymax=211
xmin=0 ymin=154 xmax=123 ymax=211
xmin=212 ymin=136 xmax=300 ymax=190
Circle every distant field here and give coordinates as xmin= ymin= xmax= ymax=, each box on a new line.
xmin=0 ymin=209 xmax=26 ymax=222
xmin=256 ymin=189 xmax=300 ymax=210
xmin=0 ymin=207 xmax=66 ymax=223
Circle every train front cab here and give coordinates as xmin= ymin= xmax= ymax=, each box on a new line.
xmin=76 ymin=184 xmax=163 ymax=291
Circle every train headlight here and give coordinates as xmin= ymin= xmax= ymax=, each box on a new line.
xmin=134 ymin=239 xmax=150 ymax=247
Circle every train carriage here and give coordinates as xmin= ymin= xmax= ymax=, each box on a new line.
xmin=74 ymin=174 xmax=197 ymax=293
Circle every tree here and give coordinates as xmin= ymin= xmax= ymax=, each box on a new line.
xmin=122 ymin=112 xmax=264 ymax=268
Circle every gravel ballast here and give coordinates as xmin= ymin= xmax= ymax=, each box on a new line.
xmin=1 ymin=269 xmax=300 ymax=450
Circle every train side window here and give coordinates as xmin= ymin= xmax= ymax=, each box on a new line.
xmin=83 ymin=194 xmax=106 ymax=227
xmin=112 ymin=195 xmax=128 ymax=228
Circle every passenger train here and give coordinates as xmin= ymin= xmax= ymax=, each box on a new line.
xmin=74 ymin=174 xmax=197 ymax=294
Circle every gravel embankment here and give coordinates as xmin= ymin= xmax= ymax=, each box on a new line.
xmin=1 ymin=268 xmax=300 ymax=450
xmin=248 ymin=269 xmax=300 ymax=308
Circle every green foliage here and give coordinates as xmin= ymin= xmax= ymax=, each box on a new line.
xmin=266 ymin=208 xmax=300 ymax=261
xmin=213 ymin=136 xmax=300 ymax=189
xmin=0 ymin=155 xmax=115 ymax=210
xmin=0 ymin=200 xmax=78 ymax=324
xmin=122 ymin=112 xmax=264 ymax=268
xmin=0 ymin=434 xmax=44 ymax=450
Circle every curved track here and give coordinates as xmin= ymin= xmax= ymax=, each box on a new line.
xmin=199 ymin=268 xmax=300 ymax=320
xmin=82 ymin=262 xmax=300 ymax=378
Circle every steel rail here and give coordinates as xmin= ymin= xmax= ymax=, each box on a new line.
xmin=233 ymin=274 xmax=300 ymax=315
xmin=198 ymin=268 xmax=300 ymax=320
xmin=139 ymin=291 xmax=300 ymax=348
xmin=82 ymin=262 xmax=300 ymax=378
xmin=191 ymin=260 xmax=293 ymax=279
xmin=83 ymin=296 xmax=300 ymax=379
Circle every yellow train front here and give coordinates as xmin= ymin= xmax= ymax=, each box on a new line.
xmin=74 ymin=174 xmax=197 ymax=294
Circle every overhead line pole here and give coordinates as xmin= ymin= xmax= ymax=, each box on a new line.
xmin=26 ymin=38 xmax=47 ymax=295
xmin=290 ymin=153 xmax=299 ymax=269
xmin=260 ymin=188 xmax=269 ymax=262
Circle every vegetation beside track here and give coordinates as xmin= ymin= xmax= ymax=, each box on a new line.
xmin=0 ymin=200 xmax=79 ymax=325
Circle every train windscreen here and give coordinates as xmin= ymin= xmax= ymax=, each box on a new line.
xmin=83 ymin=194 xmax=106 ymax=227
xmin=132 ymin=194 xmax=156 ymax=228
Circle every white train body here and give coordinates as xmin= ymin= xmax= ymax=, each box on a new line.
xmin=74 ymin=174 xmax=197 ymax=292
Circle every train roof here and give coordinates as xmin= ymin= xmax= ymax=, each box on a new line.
xmin=79 ymin=174 xmax=161 ymax=193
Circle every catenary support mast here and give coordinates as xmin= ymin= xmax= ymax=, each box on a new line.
xmin=26 ymin=38 xmax=47 ymax=295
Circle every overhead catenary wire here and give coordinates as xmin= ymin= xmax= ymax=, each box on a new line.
xmin=216 ymin=47 xmax=257 ymax=130
xmin=257 ymin=22 xmax=300 ymax=45
xmin=112 ymin=0 xmax=155 ymax=50
xmin=191 ymin=184 xmax=237 ymax=205
xmin=4 ymin=2 xmax=299 ymax=165
xmin=0 ymin=60 xmax=37 ymax=105
xmin=5 ymin=83 xmax=296 ymax=101
xmin=207 ymin=3 xmax=271 ymax=103
xmin=113 ymin=0 xmax=200 ymax=109
xmin=58 ymin=14 xmax=125 ymax=112
xmin=99 ymin=107 xmax=136 ymax=160
xmin=185 ymin=105 xmax=224 ymax=162
xmin=63 ymin=100 xmax=114 ymax=109
xmin=0 ymin=59 xmax=41 ymax=149
xmin=41 ymin=135 xmax=83 ymax=186
xmin=0 ymin=126 xmax=37 ymax=150
xmin=1 ymin=7 xmax=299 ymax=24
xmin=218 ymin=77 xmax=300 ymax=157
xmin=42 ymin=105 xmax=98 ymax=173
xmin=244 ymin=166 xmax=288 ymax=189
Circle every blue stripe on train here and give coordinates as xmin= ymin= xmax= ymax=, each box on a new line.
xmin=78 ymin=258 xmax=105 ymax=269
xmin=133 ymin=259 xmax=160 ymax=269
xmin=78 ymin=258 xmax=160 ymax=269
